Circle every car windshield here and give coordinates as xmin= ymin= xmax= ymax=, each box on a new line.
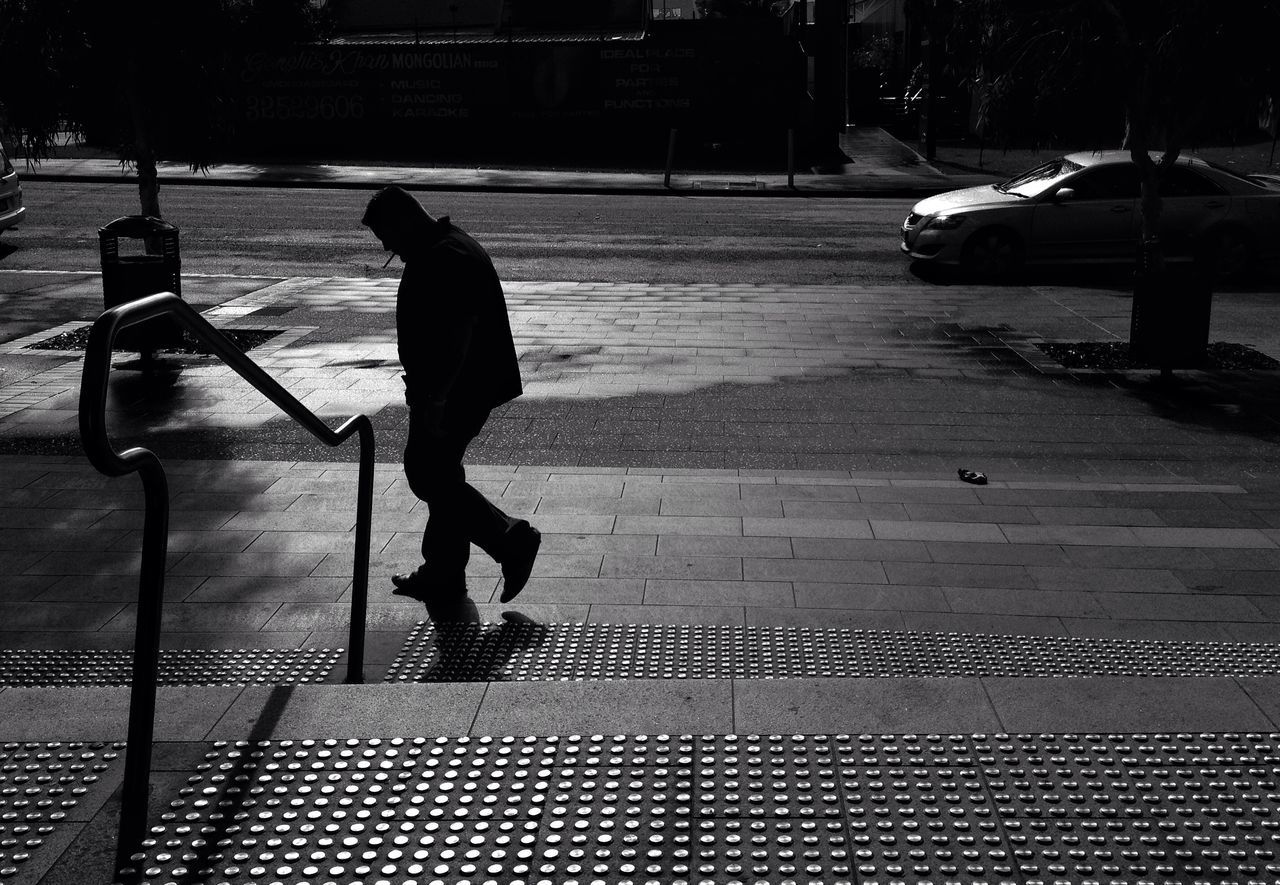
xmin=996 ymin=157 xmax=1084 ymax=197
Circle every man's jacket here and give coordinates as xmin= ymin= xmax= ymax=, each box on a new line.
xmin=396 ymin=216 xmax=522 ymax=413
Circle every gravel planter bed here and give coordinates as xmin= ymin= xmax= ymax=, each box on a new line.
xmin=28 ymin=326 xmax=283 ymax=354
xmin=1038 ymin=340 xmax=1280 ymax=371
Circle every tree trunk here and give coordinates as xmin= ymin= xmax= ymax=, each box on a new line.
xmin=124 ymin=38 xmax=162 ymax=223
xmin=1131 ymin=146 xmax=1163 ymax=273
xmin=133 ymin=142 xmax=161 ymax=220
xmin=1122 ymin=103 xmax=1170 ymax=275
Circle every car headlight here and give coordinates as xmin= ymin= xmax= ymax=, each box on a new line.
xmin=925 ymin=213 xmax=967 ymax=230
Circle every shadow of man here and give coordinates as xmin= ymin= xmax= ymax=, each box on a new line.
xmin=415 ymin=597 xmax=544 ymax=682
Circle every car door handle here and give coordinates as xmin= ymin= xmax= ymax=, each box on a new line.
xmin=1204 ymin=201 xmax=1226 ymax=208
xmin=1110 ymin=205 xmax=1131 ymax=213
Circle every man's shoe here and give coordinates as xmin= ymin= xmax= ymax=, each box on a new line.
xmin=392 ymin=570 xmax=465 ymax=603
xmin=500 ymin=525 xmax=541 ymax=603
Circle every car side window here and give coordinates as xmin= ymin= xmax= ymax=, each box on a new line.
xmin=1161 ymin=166 xmax=1226 ymax=197
xmin=1066 ymin=166 xmax=1141 ymax=200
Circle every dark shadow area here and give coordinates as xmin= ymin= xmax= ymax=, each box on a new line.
xmin=909 ymin=258 xmax=1280 ymax=293
xmin=889 ymin=314 xmax=1280 ymax=450
xmin=0 ymin=239 xmax=17 ymax=262
xmin=9 ymin=355 xmax=1280 ymax=471
xmin=1040 ymin=340 xmax=1280 ymax=372
xmin=407 ymin=604 xmax=545 ymax=682
xmin=421 ymin=593 xmax=482 ymax=625
xmin=103 ymin=361 xmax=188 ymax=414
xmin=8 ymin=336 xmax=375 ymax=660
xmin=1115 ymin=370 xmax=1280 ymax=451
xmin=328 ymin=358 xmax=398 ymax=370
xmin=113 ymin=683 xmax=294 ymax=884
xmin=909 ymin=258 xmax=1135 ymax=290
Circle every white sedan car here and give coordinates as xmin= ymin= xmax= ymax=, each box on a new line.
xmin=901 ymin=150 xmax=1280 ymax=279
xmin=0 ymin=142 xmax=24 ymax=236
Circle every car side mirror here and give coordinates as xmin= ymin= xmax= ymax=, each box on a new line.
xmin=1053 ymin=187 xmax=1076 ymax=202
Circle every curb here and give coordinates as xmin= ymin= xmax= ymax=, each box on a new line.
xmin=20 ymin=160 xmax=998 ymax=199
xmin=21 ymin=172 xmax=974 ymax=198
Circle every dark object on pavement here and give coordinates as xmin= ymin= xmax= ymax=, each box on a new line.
xmin=958 ymin=468 xmax=987 ymax=485
xmin=99 ymin=216 xmax=184 ymax=361
xmin=1129 ymin=263 xmax=1213 ymax=371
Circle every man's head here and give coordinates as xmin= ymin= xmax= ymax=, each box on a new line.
xmin=362 ymin=185 xmax=433 ymax=260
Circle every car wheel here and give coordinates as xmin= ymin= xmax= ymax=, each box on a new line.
xmin=1200 ymin=227 xmax=1256 ymax=282
xmin=961 ymin=228 xmax=1023 ymax=280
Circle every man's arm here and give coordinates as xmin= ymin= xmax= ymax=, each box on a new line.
xmin=415 ymin=249 xmax=480 ymax=434
xmin=421 ymin=310 xmax=475 ymax=406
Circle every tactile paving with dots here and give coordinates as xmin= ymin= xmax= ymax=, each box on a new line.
xmin=0 ymin=648 xmax=342 ymax=687
xmin=113 ymin=733 xmax=1280 ymax=884
xmin=384 ymin=622 xmax=1280 ymax=682
xmin=0 ymin=741 xmax=123 ymax=881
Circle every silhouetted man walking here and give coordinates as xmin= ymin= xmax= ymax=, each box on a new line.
xmin=362 ymin=185 xmax=539 ymax=604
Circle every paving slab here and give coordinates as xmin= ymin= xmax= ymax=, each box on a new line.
xmin=206 ymin=683 xmax=484 ymax=738
xmin=984 ymin=676 xmax=1277 ymax=731
xmin=4 ymin=261 xmax=1280 ymax=882
xmin=473 ymin=679 xmax=734 ymax=733
xmin=0 ymin=686 xmax=243 ymax=740
xmin=733 ymin=677 xmax=1001 ymax=733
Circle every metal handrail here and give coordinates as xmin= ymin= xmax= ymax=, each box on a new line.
xmin=77 ymin=292 xmax=374 ymax=879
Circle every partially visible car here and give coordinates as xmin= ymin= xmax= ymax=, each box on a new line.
xmin=901 ymin=150 xmax=1280 ymax=280
xmin=0 ymin=141 xmax=25 ymax=236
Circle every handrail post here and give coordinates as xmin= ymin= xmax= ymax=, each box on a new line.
xmin=346 ymin=417 xmax=375 ymax=683
xmin=78 ymin=293 xmax=374 ymax=878
xmin=114 ymin=456 xmax=169 ymax=880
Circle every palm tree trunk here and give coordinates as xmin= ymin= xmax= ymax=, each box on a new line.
xmin=134 ymin=143 xmax=161 ymax=221
xmin=124 ymin=41 xmax=162 ymax=223
xmin=1132 ymin=147 xmax=1163 ymax=273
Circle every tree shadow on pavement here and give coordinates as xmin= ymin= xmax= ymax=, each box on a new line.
xmin=1116 ymin=369 xmax=1280 ymax=449
xmin=910 ymin=258 xmax=1280 ymax=294
xmin=910 ymin=259 xmax=1132 ymax=291
xmin=113 ymin=683 xmax=296 ymax=884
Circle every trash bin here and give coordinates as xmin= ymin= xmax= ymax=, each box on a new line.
xmin=98 ymin=215 xmax=183 ymax=356
xmin=1128 ymin=262 xmax=1213 ymax=371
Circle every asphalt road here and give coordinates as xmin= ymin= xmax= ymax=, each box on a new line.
xmin=4 ymin=179 xmax=1280 ymax=472
xmin=1 ymin=180 xmax=922 ymax=285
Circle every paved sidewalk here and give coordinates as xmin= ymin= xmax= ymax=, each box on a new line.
xmin=4 ymin=269 xmax=1280 ymax=880
xmin=17 ymin=127 xmax=990 ymax=197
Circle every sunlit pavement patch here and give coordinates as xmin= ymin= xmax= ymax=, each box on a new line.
xmin=0 ymin=649 xmax=342 ymax=687
xmin=114 ymin=733 xmax=1280 ymax=884
xmin=385 ymin=622 xmax=1280 ymax=682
